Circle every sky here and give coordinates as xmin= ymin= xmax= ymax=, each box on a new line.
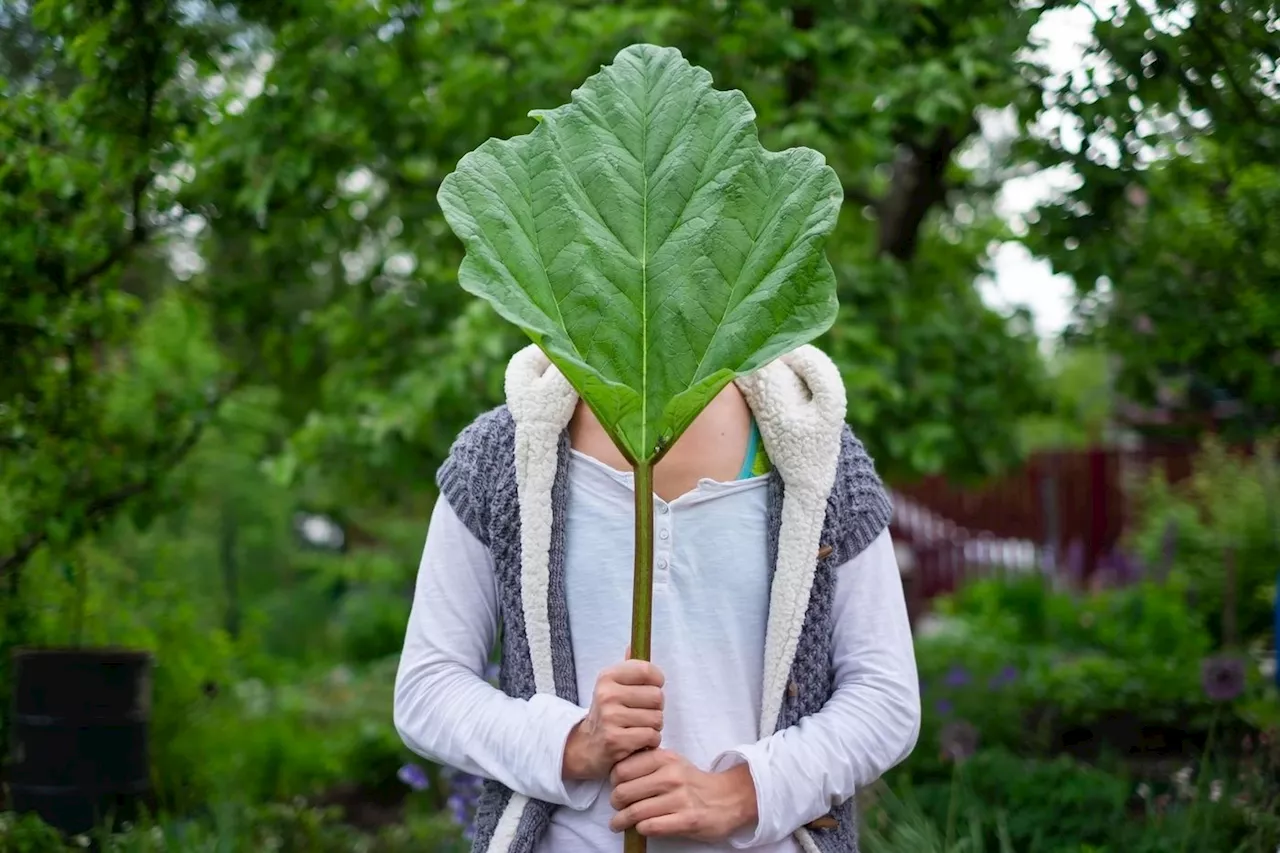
xmin=979 ymin=4 xmax=1098 ymax=343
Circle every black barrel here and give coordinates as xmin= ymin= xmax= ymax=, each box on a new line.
xmin=9 ymin=648 xmax=153 ymax=836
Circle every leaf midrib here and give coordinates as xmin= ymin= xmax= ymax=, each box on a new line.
xmin=640 ymin=56 xmax=650 ymax=457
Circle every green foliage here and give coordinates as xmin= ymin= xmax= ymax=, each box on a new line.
xmin=210 ymin=0 xmax=1049 ymax=495
xmin=0 ymin=0 xmax=234 ymax=590
xmin=0 ymin=804 xmax=468 ymax=853
xmin=915 ymin=569 xmax=1278 ymax=790
xmin=899 ymin=436 xmax=1280 ymax=848
xmin=151 ymin=659 xmax=407 ymax=810
xmin=1127 ymin=439 xmax=1280 ymax=646
xmin=4 ymin=0 xmax=1275 ymax=848
xmin=1023 ymin=1 xmax=1280 ymax=442
xmin=874 ymin=748 xmax=1278 ymax=853
xmin=8 ymin=388 xmax=420 ymax=810
xmin=334 ymin=589 xmax=412 ymax=664
xmin=882 ymin=753 xmax=1130 ymax=852
xmin=863 ymin=782 xmax=1017 ymax=853
xmin=2 ymin=0 xmax=1058 ymax=612
xmin=440 ymin=43 xmax=842 ymax=462
xmin=937 ymin=573 xmax=1212 ymax=663
xmin=1019 ymin=346 xmax=1114 ymax=453
xmin=0 ymin=813 xmax=65 ymax=853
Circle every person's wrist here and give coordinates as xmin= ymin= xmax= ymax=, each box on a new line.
xmin=562 ymin=721 xmax=593 ymax=781
xmin=713 ymin=763 xmax=758 ymax=836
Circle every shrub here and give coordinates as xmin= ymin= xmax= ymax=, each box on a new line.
xmin=335 ymin=588 xmax=411 ymax=664
xmin=873 ymin=748 xmax=1280 ymax=853
xmin=1128 ymin=438 xmax=1280 ymax=647
xmin=0 ymin=802 xmax=468 ymax=853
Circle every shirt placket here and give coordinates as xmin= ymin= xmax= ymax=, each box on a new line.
xmin=654 ymin=498 xmax=673 ymax=584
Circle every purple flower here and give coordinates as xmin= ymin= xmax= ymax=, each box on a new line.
xmin=988 ymin=666 xmax=1019 ymax=690
xmin=934 ymin=698 xmax=953 ymax=716
xmin=483 ymin=661 xmax=501 ymax=684
xmin=940 ymin=720 xmax=980 ymax=763
xmin=943 ymin=665 xmax=970 ymax=688
xmin=1098 ymin=551 xmax=1144 ymax=587
xmin=445 ymin=770 xmax=485 ymax=832
xmin=1201 ymin=656 xmax=1246 ymax=702
xmin=396 ymin=763 xmax=430 ymax=792
xmin=447 ymin=793 xmax=471 ymax=826
xmin=1134 ymin=314 xmax=1155 ymax=335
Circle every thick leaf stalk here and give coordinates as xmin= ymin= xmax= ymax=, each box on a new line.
xmin=626 ymin=460 xmax=655 ymax=853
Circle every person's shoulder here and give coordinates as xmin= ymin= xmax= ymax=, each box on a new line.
xmin=452 ymin=405 xmax=516 ymax=453
xmin=823 ymin=423 xmax=893 ymax=564
xmin=435 ymin=406 xmax=516 ymax=545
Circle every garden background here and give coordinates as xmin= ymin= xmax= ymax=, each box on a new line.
xmin=2 ymin=0 xmax=1278 ymax=850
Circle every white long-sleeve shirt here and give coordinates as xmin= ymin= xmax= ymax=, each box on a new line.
xmin=395 ymin=449 xmax=920 ymax=852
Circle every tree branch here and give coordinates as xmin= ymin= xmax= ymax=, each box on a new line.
xmin=876 ymin=122 xmax=972 ymax=262
xmin=0 ymin=374 xmax=244 ymax=581
xmin=785 ymin=5 xmax=817 ymax=107
xmin=1187 ymin=14 xmax=1262 ymax=123
xmin=64 ymin=240 xmax=134 ymax=293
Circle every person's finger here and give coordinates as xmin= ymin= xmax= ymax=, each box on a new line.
xmin=636 ymin=812 xmax=695 ymax=838
xmin=603 ymin=706 xmax=662 ymax=731
xmin=606 ymin=660 xmax=665 ymax=688
xmin=613 ymin=683 xmax=663 ymax=710
xmin=610 ymin=766 xmax=671 ymax=810
xmin=609 ymin=792 xmax=680 ymax=833
xmin=610 ymin=748 xmax=669 ymax=786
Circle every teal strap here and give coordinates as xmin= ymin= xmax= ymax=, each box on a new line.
xmin=738 ymin=418 xmax=760 ymax=480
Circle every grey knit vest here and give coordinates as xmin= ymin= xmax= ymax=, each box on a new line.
xmin=437 ymin=346 xmax=892 ymax=853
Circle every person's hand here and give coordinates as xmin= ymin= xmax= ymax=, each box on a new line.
xmin=562 ymin=650 xmax=664 ymax=781
xmin=607 ymin=748 xmax=757 ymax=841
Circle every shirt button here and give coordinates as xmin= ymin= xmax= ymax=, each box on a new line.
xmin=657 ymin=503 xmax=669 ymax=515
xmin=657 ymin=558 xmax=669 ymax=570
xmin=659 ymin=529 xmax=670 ymax=541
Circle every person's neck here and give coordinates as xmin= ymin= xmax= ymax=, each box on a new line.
xmin=568 ymin=385 xmax=754 ymax=502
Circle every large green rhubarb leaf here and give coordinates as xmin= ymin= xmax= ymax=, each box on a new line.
xmin=439 ymin=43 xmax=841 ymax=463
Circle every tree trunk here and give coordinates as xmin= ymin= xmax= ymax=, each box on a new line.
xmin=876 ymin=128 xmax=966 ymax=262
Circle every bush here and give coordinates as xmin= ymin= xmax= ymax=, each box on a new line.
xmin=0 ymin=813 xmax=65 ymax=853
xmin=0 ymin=803 xmax=468 ymax=853
xmin=937 ymin=573 xmax=1212 ymax=663
xmin=871 ymin=748 xmax=1280 ymax=853
xmin=335 ymin=588 xmax=412 ymax=664
xmin=919 ymin=575 xmax=1228 ymax=759
xmin=915 ymin=566 xmax=1280 ymax=797
xmin=1128 ymin=438 xmax=1280 ymax=647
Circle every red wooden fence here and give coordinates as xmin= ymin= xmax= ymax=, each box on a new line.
xmin=888 ymin=445 xmax=1201 ymax=603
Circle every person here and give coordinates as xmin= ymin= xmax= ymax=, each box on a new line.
xmin=394 ymin=343 xmax=920 ymax=853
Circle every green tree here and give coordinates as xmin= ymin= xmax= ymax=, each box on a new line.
xmin=3 ymin=0 xmax=1064 ymax=595
xmin=1023 ymin=0 xmax=1280 ymax=443
xmin=217 ymin=0 xmax=1052 ymax=489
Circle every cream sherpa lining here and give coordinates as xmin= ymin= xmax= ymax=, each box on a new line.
xmin=484 ymin=346 xmax=579 ymax=853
